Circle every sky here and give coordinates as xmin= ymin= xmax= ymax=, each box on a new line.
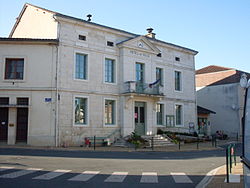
xmin=0 ymin=0 xmax=250 ymax=72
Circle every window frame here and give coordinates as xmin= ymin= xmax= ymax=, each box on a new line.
xmin=156 ymin=103 xmax=164 ymax=126
xmin=175 ymin=103 xmax=184 ymax=127
xmin=73 ymin=95 xmax=89 ymax=127
xmin=104 ymin=58 xmax=116 ymax=84
xmin=135 ymin=62 xmax=145 ymax=83
xmin=3 ymin=56 xmax=26 ymax=82
xmin=73 ymin=51 xmax=89 ymax=81
xmin=103 ymin=98 xmax=117 ymax=127
xmin=174 ymin=70 xmax=182 ymax=92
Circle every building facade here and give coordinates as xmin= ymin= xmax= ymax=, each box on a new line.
xmin=196 ymin=65 xmax=250 ymax=138
xmin=0 ymin=4 xmax=198 ymax=146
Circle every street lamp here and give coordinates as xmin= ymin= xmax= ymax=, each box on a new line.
xmin=240 ymin=73 xmax=250 ymax=187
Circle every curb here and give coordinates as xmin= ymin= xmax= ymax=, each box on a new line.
xmin=195 ymin=166 xmax=222 ymax=188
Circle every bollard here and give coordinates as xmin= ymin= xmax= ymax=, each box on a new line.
xmin=94 ymin=135 xmax=96 ymax=150
xmin=229 ymin=145 xmax=232 ymax=173
xmin=215 ymin=138 xmax=217 ymax=147
xmin=151 ymin=137 xmax=154 ymax=151
xmin=178 ymin=141 xmax=181 ymax=150
xmin=226 ymin=148 xmax=229 ymax=183
xmin=236 ymin=133 xmax=238 ymax=141
xmin=197 ymin=138 xmax=199 ymax=150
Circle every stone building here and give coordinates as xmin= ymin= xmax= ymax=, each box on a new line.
xmin=0 ymin=3 xmax=198 ymax=146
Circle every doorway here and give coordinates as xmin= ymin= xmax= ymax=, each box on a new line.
xmin=134 ymin=102 xmax=146 ymax=136
xmin=0 ymin=108 xmax=8 ymax=141
xmin=16 ymin=108 xmax=28 ymax=142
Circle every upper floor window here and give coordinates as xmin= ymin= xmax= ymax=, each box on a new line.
xmin=175 ymin=104 xmax=183 ymax=126
xmin=74 ymin=97 xmax=87 ymax=125
xmin=105 ymin=100 xmax=115 ymax=125
xmin=156 ymin=103 xmax=164 ymax=125
xmin=78 ymin=35 xmax=86 ymax=41
xmin=136 ymin=63 xmax=144 ymax=83
xmin=5 ymin=58 xmax=24 ymax=80
xmin=175 ymin=71 xmax=182 ymax=91
xmin=156 ymin=67 xmax=163 ymax=86
xmin=75 ymin=53 xmax=87 ymax=80
xmin=105 ymin=58 xmax=115 ymax=83
xmin=107 ymin=41 xmax=114 ymax=47
xmin=175 ymin=57 xmax=180 ymax=62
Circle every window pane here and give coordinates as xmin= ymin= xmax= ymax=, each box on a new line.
xmin=105 ymin=59 xmax=114 ymax=83
xmin=157 ymin=104 xmax=163 ymax=125
xmin=5 ymin=58 xmax=24 ymax=80
xmin=156 ymin=68 xmax=163 ymax=85
xmin=175 ymin=105 xmax=182 ymax=125
xmin=75 ymin=54 xmax=87 ymax=79
xmin=105 ymin=100 xmax=115 ymax=124
xmin=175 ymin=71 xmax=181 ymax=91
xmin=75 ymin=97 xmax=87 ymax=124
xmin=140 ymin=107 xmax=145 ymax=123
xmin=136 ymin=63 xmax=144 ymax=82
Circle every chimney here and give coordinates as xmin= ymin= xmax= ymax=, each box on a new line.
xmin=87 ymin=14 xmax=92 ymax=21
xmin=146 ymin=28 xmax=156 ymax=39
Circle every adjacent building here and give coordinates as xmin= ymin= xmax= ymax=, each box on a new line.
xmin=196 ymin=65 xmax=250 ymax=138
xmin=0 ymin=3 xmax=198 ymax=146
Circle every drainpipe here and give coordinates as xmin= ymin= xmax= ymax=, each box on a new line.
xmin=54 ymin=19 xmax=61 ymax=147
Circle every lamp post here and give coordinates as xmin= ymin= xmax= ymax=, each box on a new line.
xmin=240 ymin=73 xmax=250 ymax=187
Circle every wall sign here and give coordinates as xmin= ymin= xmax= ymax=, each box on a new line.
xmin=45 ymin=98 xmax=52 ymax=102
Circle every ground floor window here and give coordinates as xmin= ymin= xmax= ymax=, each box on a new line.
xmin=166 ymin=115 xmax=175 ymax=127
xmin=156 ymin=103 xmax=164 ymax=125
xmin=175 ymin=104 xmax=183 ymax=126
xmin=74 ymin=97 xmax=87 ymax=125
xmin=105 ymin=100 xmax=115 ymax=125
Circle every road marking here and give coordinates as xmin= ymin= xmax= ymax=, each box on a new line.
xmin=33 ymin=169 xmax=71 ymax=180
xmin=104 ymin=172 xmax=128 ymax=182
xmin=195 ymin=166 xmax=221 ymax=188
xmin=0 ymin=166 xmax=14 ymax=171
xmin=171 ymin=172 xmax=193 ymax=183
xmin=68 ymin=171 xmax=100 ymax=181
xmin=140 ymin=172 xmax=158 ymax=183
xmin=0 ymin=168 xmax=42 ymax=178
xmin=224 ymin=174 xmax=241 ymax=183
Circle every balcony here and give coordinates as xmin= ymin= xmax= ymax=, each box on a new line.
xmin=124 ymin=81 xmax=164 ymax=96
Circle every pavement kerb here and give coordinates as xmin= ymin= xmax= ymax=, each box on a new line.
xmin=195 ymin=166 xmax=222 ymax=188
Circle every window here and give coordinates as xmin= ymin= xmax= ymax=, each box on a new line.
xmin=107 ymin=41 xmax=114 ymax=47
xmin=105 ymin=58 xmax=115 ymax=83
xmin=175 ymin=57 xmax=180 ymax=61
xmin=157 ymin=53 xmax=162 ymax=57
xmin=0 ymin=98 xmax=9 ymax=105
xmin=74 ymin=97 xmax=87 ymax=125
xmin=175 ymin=71 xmax=182 ymax=91
xmin=175 ymin=104 xmax=183 ymax=126
xmin=105 ymin=100 xmax=115 ymax=125
xmin=5 ymin=58 xmax=24 ymax=80
xmin=78 ymin=35 xmax=86 ymax=41
xmin=136 ymin=63 xmax=144 ymax=83
xmin=156 ymin=103 xmax=164 ymax=125
xmin=17 ymin=98 xmax=29 ymax=105
xmin=156 ymin=67 xmax=163 ymax=86
xmin=75 ymin=53 xmax=87 ymax=80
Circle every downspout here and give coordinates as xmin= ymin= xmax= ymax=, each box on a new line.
xmin=55 ymin=17 xmax=61 ymax=147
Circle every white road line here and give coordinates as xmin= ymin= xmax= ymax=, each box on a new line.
xmin=171 ymin=172 xmax=193 ymax=183
xmin=104 ymin=172 xmax=128 ymax=182
xmin=0 ymin=166 xmax=14 ymax=171
xmin=224 ymin=174 xmax=241 ymax=183
xmin=0 ymin=168 xmax=42 ymax=178
xmin=140 ymin=172 xmax=158 ymax=183
xmin=33 ymin=169 xmax=71 ymax=180
xmin=68 ymin=171 xmax=100 ymax=181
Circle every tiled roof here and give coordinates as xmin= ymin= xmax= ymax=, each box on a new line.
xmin=0 ymin=37 xmax=59 ymax=43
xmin=196 ymin=65 xmax=233 ymax=75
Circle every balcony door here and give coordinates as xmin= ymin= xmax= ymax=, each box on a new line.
xmin=134 ymin=102 xmax=146 ymax=136
xmin=136 ymin=63 xmax=144 ymax=83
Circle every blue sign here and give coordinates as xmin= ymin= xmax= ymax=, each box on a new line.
xmin=45 ymin=98 xmax=52 ymax=102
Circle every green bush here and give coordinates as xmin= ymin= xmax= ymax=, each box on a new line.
xmin=127 ymin=132 xmax=147 ymax=148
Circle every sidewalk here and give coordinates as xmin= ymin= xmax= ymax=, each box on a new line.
xmin=206 ymin=163 xmax=243 ymax=188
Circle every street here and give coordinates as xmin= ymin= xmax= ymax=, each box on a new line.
xmin=0 ymin=145 xmax=241 ymax=188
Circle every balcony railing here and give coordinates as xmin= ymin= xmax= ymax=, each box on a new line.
xmin=124 ymin=81 xmax=164 ymax=96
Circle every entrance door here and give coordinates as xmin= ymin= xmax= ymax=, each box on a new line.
xmin=16 ymin=108 xmax=28 ymax=142
xmin=134 ymin=102 xmax=146 ymax=136
xmin=0 ymin=108 xmax=8 ymax=141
